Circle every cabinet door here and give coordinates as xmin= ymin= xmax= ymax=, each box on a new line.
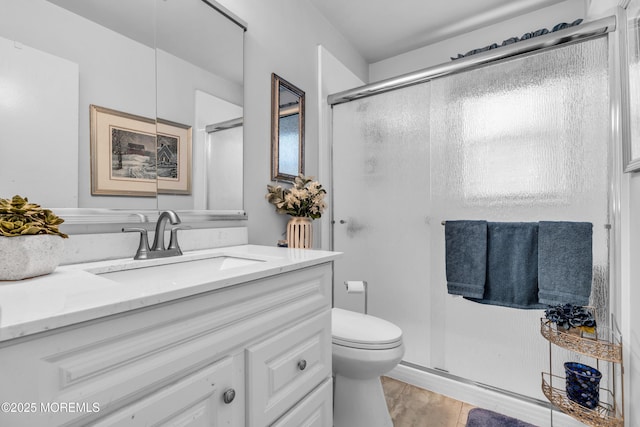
xmin=247 ymin=311 xmax=331 ymax=426
xmin=91 ymin=354 xmax=244 ymax=426
xmin=271 ymin=378 xmax=332 ymax=427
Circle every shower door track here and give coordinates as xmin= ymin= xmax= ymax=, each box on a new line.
xmin=400 ymin=361 xmax=555 ymax=410
xmin=328 ymin=15 xmax=615 ymax=106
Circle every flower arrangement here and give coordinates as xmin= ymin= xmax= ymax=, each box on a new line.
xmin=0 ymin=195 xmax=68 ymax=238
xmin=266 ymin=175 xmax=327 ymax=219
xmin=545 ymin=304 xmax=596 ymax=333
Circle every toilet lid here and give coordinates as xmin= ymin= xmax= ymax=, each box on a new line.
xmin=332 ymin=308 xmax=403 ymax=350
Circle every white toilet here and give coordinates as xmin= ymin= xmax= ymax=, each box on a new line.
xmin=332 ymin=308 xmax=405 ymax=427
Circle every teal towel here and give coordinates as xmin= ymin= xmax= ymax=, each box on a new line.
xmin=538 ymin=221 xmax=593 ymax=306
xmin=467 ymin=222 xmax=544 ymax=309
xmin=445 ymin=220 xmax=487 ymax=298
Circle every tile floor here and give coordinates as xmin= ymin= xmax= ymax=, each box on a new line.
xmin=381 ymin=376 xmax=475 ymax=427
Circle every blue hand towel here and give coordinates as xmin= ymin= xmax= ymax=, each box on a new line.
xmin=538 ymin=221 xmax=593 ymax=306
xmin=467 ymin=222 xmax=544 ymax=309
xmin=445 ymin=220 xmax=487 ymax=299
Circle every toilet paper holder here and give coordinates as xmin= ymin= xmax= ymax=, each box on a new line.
xmin=344 ymin=281 xmax=368 ymax=314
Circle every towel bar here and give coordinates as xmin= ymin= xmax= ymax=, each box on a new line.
xmin=441 ymin=221 xmax=611 ymax=228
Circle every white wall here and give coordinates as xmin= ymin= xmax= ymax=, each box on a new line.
xmin=368 ymin=0 xmax=626 ymax=83
xmin=623 ymin=158 xmax=640 ymax=426
xmin=369 ymin=0 xmax=589 ymax=81
xmin=216 ymin=0 xmax=368 ymax=247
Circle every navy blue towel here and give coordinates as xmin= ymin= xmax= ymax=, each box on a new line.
xmin=467 ymin=222 xmax=544 ymax=309
xmin=445 ymin=220 xmax=487 ymax=299
xmin=538 ymin=221 xmax=593 ymax=306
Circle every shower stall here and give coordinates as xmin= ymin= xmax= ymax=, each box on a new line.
xmin=329 ymin=17 xmax=617 ymax=422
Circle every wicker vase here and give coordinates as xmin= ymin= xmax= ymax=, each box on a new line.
xmin=287 ymin=217 xmax=313 ymax=249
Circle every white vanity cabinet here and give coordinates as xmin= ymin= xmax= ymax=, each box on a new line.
xmin=247 ymin=310 xmax=331 ymax=425
xmin=0 ymin=262 xmax=333 ymax=427
xmin=91 ymin=354 xmax=245 ymax=427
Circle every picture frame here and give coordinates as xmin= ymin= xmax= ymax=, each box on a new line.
xmin=156 ymin=118 xmax=192 ymax=195
xmin=271 ymin=73 xmax=305 ymax=182
xmin=89 ymin=105 xmax=192 ymax=196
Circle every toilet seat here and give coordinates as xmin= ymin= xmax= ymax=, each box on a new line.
xmin=332 ymin=308 xmax=403 ymax=350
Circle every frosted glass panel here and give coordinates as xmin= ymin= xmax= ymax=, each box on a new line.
xmin=430 ymin=37 xmax=609 ymax=398
xmin=332 ymin=35 xmax=610 ymax=402
xmin=332 ymin=84 xmax=431 ymax=365
xmin=431 ymin=42 xmax=609 ymax=212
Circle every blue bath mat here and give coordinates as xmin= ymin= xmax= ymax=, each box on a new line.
xmin=466 ymin=408 xmax=537 ymax=427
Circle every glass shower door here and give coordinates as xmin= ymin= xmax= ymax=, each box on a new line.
xmin=332 ymin=83 xmax=432 ymax=365
xmin=331 ymin=35 xmax=610 ymax=401
xmin=428 ymin=37 xmax=610 ymax=396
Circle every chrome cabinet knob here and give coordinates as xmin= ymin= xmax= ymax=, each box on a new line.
xmin=223 ymin=388 xmax=236 ymax=404
xmin=297 ymin=359 xmax=307 ymax=371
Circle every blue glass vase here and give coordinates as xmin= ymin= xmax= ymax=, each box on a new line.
xmin=564 ymin=362 xmax=602 ymax=410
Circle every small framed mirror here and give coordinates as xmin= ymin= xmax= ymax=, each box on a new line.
xmin=271 ymin=73 xmax=305 ymax=182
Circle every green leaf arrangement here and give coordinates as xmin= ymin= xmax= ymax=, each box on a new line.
xmin=0 ymin=195 xmax=68 ymax=238
xmin=266 ymin=175 xmax=327 ymax=220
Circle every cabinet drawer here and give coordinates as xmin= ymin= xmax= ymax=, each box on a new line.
xmin=271 ymin=378 xmax=332 ymax=427
xmin=90 ymin=354 xmax=244 ymax=427
xmin=247 ymin=311 xmax=331 ymax=426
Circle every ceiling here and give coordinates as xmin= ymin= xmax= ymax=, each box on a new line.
xmin=308 ymin=0 xmax=567 ymax=63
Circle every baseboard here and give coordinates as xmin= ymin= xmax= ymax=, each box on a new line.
xmin=388 ymin=363 xmax=584 ymax=427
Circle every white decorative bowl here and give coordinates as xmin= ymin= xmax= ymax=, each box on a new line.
xmin=0 ymin=235 xmax=65 ymax=281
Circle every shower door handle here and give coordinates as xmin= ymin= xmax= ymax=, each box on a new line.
xmin=339 ymin=219 xmax=347 ymax=224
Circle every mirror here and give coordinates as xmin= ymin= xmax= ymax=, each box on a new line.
xmin=625 ymin=2 xmax=640 ymax=172
xmin=0 ymin=0 xmax=245 ymax=214
xmin=156 ymin=0 xmax=244 ymax=211
xmin=271 ymin=73 xmax=305 ymax=182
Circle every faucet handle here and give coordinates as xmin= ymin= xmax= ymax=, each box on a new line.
xmin=168 ymin=226 xmax=191 ymax=253
xmin=122 ymin=227 xmax=151 ymax=260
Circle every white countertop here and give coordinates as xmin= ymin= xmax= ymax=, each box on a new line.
xmin=0 ymin=245 xmax=341 ymax=342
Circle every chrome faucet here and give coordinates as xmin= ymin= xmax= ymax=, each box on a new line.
xmin=123 ymin=210 xmax=188 ymax=260
xmin=151 ymin=210 xmax=181 ymax=251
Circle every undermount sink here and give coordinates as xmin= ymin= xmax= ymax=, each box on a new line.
xmin=96 ymin=255 xmax=265 ymax=287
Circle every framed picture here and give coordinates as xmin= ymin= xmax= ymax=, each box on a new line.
xmin=90 ymin=105 xmax=192 ymax=196
xmin=156 ymin=118 xmax=192 ymax=194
